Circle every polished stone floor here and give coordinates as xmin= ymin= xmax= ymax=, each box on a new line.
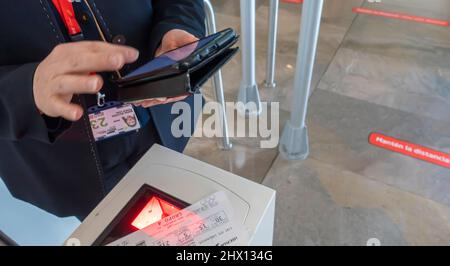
xmin=185 ymin=0 xmax=450 ymax=246
xmin=1 ymin=0 xmax=449 ymax=246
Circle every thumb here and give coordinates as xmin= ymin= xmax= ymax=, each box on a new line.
xmin=52 ymin=97 xmax=84 ymax=121
xmin=176 ymin=34 xmax=198 ymax=49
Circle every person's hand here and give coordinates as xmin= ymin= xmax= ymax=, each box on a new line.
xmin=33 ymin=41 xmax=139 ymax=121
xmin=132 ymin=94 xmax=191 ymax=108
xmin=155 ymin=29 xmax=198 ymax=57
xmin=138 ymin=29 xmax=198 ymax=108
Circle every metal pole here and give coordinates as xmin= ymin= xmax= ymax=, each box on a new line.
xmin=237 ymin=0 xmax=262 ymax=117
xmin=204 ymin=0 xmax=232 ymax=150
xmin=0 ymin=230 xmax=18 ymax=246
xmin=264 ymin=0 xmax=279 ymax=89
xmin=279 ymin=0 xmax=324 ymax=160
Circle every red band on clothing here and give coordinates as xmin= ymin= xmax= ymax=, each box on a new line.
xmin=52 ymin=0 xmax=82 ymax=36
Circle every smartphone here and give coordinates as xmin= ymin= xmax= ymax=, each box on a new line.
xmin=116 ymin=28 xmax=237 ymax=87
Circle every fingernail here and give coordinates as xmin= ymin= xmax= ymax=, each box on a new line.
xmin=90 ymin=78 xmax=99 ymax=91
xmin=73 ymin=109 xmax=82 ymax=120
xmin=127 ymin=49 xmax=139 ymax=61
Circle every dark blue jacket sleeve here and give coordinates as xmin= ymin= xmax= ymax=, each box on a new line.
xmin=0 ymin=64 xmax=71 ymax=143
xmin=149 ymin=0 xmax=206 ymax=56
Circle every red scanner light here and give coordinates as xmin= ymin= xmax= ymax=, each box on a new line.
xmin=131 ymin=196 xmax=182 ymax=230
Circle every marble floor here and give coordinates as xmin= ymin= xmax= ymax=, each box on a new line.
xmin=185 ymin=0 xmax=450 ymax=245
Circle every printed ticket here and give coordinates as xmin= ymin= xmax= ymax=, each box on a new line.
xmin=108 ymin=191 xmax=249 ymax=246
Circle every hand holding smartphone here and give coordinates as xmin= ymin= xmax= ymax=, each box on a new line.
xmin=115 ymin=28 xmax=239 ymax=103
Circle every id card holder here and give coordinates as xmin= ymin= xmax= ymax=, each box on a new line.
xmin=88 ymin=101 xmax=142 ymax=142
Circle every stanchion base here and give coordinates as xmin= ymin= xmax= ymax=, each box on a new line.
xmin=220 ymin=141 xmax=233 ymax=151
xmin=237 ymin=84 xmax=262 ymax=117
xmin=263 ymin=81 xmax=277 ymax=89
xmin=279 ymin=121 xmax=309 ymax=160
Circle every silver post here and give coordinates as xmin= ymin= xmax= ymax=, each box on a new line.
xmin=237 ymin=0 xmax=262 ymax=117
xmin=204 ymin=0 xmax=232 ymax=150
xmin=279 ymin=0 xmax=324 ymax=160
xmin=264 ymin=0 xmax=279 ymax=89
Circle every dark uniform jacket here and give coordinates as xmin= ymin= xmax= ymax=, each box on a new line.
xmin=0 ymin=0 xmax=205 ymax=218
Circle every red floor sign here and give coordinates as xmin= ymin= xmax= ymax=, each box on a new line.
xmin=353 ymin=7 xmax=450 ymax=27
xmin=281 ymin=0 xmax=303 ymax=4
xmin=369 ymin=133 xmax=450 ymax=169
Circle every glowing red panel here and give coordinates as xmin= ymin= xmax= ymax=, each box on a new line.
xmin=131 ymin=196 xmax=182 ymax=230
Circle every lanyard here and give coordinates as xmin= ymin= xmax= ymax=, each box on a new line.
xmin=51 ymin=0 xmax=83 ymax=40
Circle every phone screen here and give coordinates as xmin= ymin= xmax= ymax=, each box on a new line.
xmin=123 ymin=33 xmax=218 ymax=79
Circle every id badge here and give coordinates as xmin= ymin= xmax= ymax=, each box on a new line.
xmin=88 ymin=101 xmax=141 ymax=142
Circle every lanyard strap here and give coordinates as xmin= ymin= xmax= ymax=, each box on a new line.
xmin=52 ymin=0 xmax=83 ymax=39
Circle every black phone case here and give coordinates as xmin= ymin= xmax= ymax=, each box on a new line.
xmin=117 ymin=39 xmax=239 ymax=103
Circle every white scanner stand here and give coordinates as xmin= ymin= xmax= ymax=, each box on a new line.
xmin=66 ymin=145 xmax=276 ymax=246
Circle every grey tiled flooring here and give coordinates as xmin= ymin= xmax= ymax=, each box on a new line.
xmin=186 ymin=0 xmax=450 ymax=245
